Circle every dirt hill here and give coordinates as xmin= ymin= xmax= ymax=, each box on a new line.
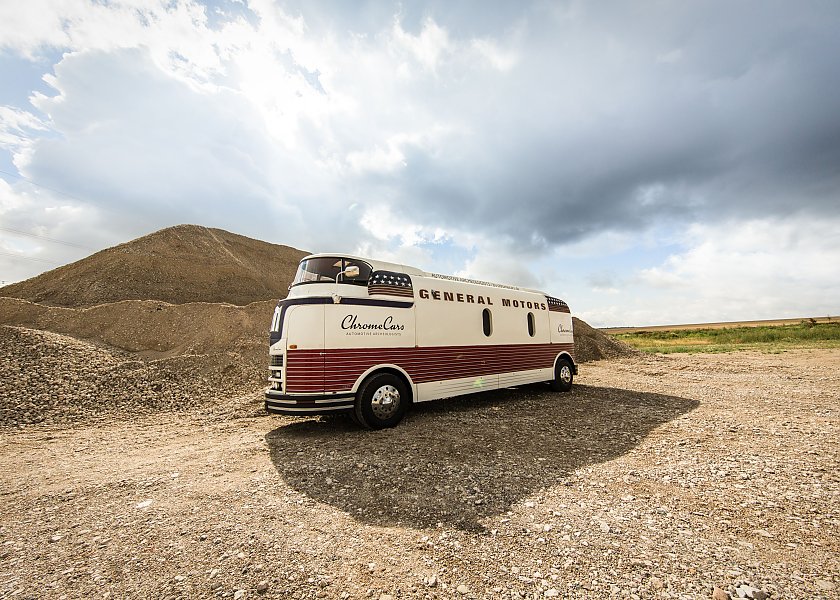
xmin=573 ymin=317 xmax=637 ymax=362
xmin=0 ymin=224 xmax=308 ymax=307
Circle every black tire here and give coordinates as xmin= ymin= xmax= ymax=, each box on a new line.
xmin=354 ymin=373 xmax=409 ymax=429
xmin=550 ymin=357 xmax=574 ymax=392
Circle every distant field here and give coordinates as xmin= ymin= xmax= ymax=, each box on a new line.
xmin=607 ymin=318 xmax=840 ymax=354
xmin=602 ymin=315 xmax=839 ymax=334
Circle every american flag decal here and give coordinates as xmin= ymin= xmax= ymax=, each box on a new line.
xmin=546 ymin=296 xmax=571 ymax=313
xmin=368 ymin=271 xmax=414 ymax=298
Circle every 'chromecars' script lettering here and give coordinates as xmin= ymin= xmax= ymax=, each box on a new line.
xmin=341 ymin=315 xmax=405 ymax=331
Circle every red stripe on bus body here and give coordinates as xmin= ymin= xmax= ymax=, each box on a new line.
xmin=285 ymin=343 xmax=574 ymax=393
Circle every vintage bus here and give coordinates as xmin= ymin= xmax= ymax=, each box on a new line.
xmin=266 ymin=254 xmax=576 ymax=428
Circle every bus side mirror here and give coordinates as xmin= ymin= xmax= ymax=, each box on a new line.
xmin=340 ymin=265 xmax=360 ymax=278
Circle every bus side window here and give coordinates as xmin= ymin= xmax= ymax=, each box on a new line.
xmin=482 ymin=308 xmax=493 ymax=337
xmin=527 ymin=312 xmax=535 ymax=337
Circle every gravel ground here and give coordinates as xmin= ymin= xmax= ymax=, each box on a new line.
xmin=1 ymin=350 xmax=838 ymax=599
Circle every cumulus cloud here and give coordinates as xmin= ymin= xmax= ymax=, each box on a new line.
xmin=0 ymin=177 xmax=104 ymax=284
xmin=576 ymin=217 xmax=840 ymax=326
xmin=1 ymin=1 xmax=839 ymax=324
xmin=638 ymin=218 xmax=840 ymax=317
xmin=20 ymin=48 xmax=297 ymax=234
xmin=0 ymin=106 xmax=49 ymax=170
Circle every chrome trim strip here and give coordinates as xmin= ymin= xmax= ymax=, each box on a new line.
xmin=266 ymin=404 xmax=354 ymax=412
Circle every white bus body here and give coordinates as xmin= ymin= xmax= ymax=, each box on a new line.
xmin=266 ymin=254 xmax=576 ymax=428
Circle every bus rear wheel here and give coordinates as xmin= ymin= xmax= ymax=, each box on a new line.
xmin=550 ymin=358 xmax=574 ymax=392
xmin=354 ymin=373 xmax=409 ymax=429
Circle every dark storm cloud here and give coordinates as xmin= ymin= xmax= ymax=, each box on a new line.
xmin=348 ymin=1 xmax=840 ymax=247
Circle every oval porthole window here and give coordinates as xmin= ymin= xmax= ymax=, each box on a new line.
xmin=527 ymin=312 xmax=535 ymax=337
xmin=482 ymin=308 xmax=493 ymax=336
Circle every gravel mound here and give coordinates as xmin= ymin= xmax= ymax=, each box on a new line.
xmin=0 ymin=297 xmax=274 ymax=425
xmin=0 ymin=296 xmax=272 ymax=359
xmin=0 ymin=325 xmax=263 ymax=426
xmin=0 ymin=224 xmax=307 ymax=307
xmin=573 ymin=316 xmax=638 ymax=362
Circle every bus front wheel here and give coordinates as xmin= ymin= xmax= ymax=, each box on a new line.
xmin=354 ymin=373 xmax=409 ymax=429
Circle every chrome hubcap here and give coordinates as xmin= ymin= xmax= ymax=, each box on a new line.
xmin=559 ymin=364 xmax=572 ymax=384
xmin=371 ymin=385 xmax=401 ymax=419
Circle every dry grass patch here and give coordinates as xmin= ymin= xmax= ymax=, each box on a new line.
xmin=611 ymin=321 xmax=840 ymax=354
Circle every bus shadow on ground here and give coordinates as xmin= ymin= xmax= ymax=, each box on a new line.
xmin=264 ymin=384 xmax=698 ymax=531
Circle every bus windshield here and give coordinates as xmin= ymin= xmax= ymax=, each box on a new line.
xmin=292 ymin=257 xmax=372 ymax=286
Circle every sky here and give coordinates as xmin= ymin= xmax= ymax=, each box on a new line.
xmin=1 ymin=0 xmax=839 ymax=327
